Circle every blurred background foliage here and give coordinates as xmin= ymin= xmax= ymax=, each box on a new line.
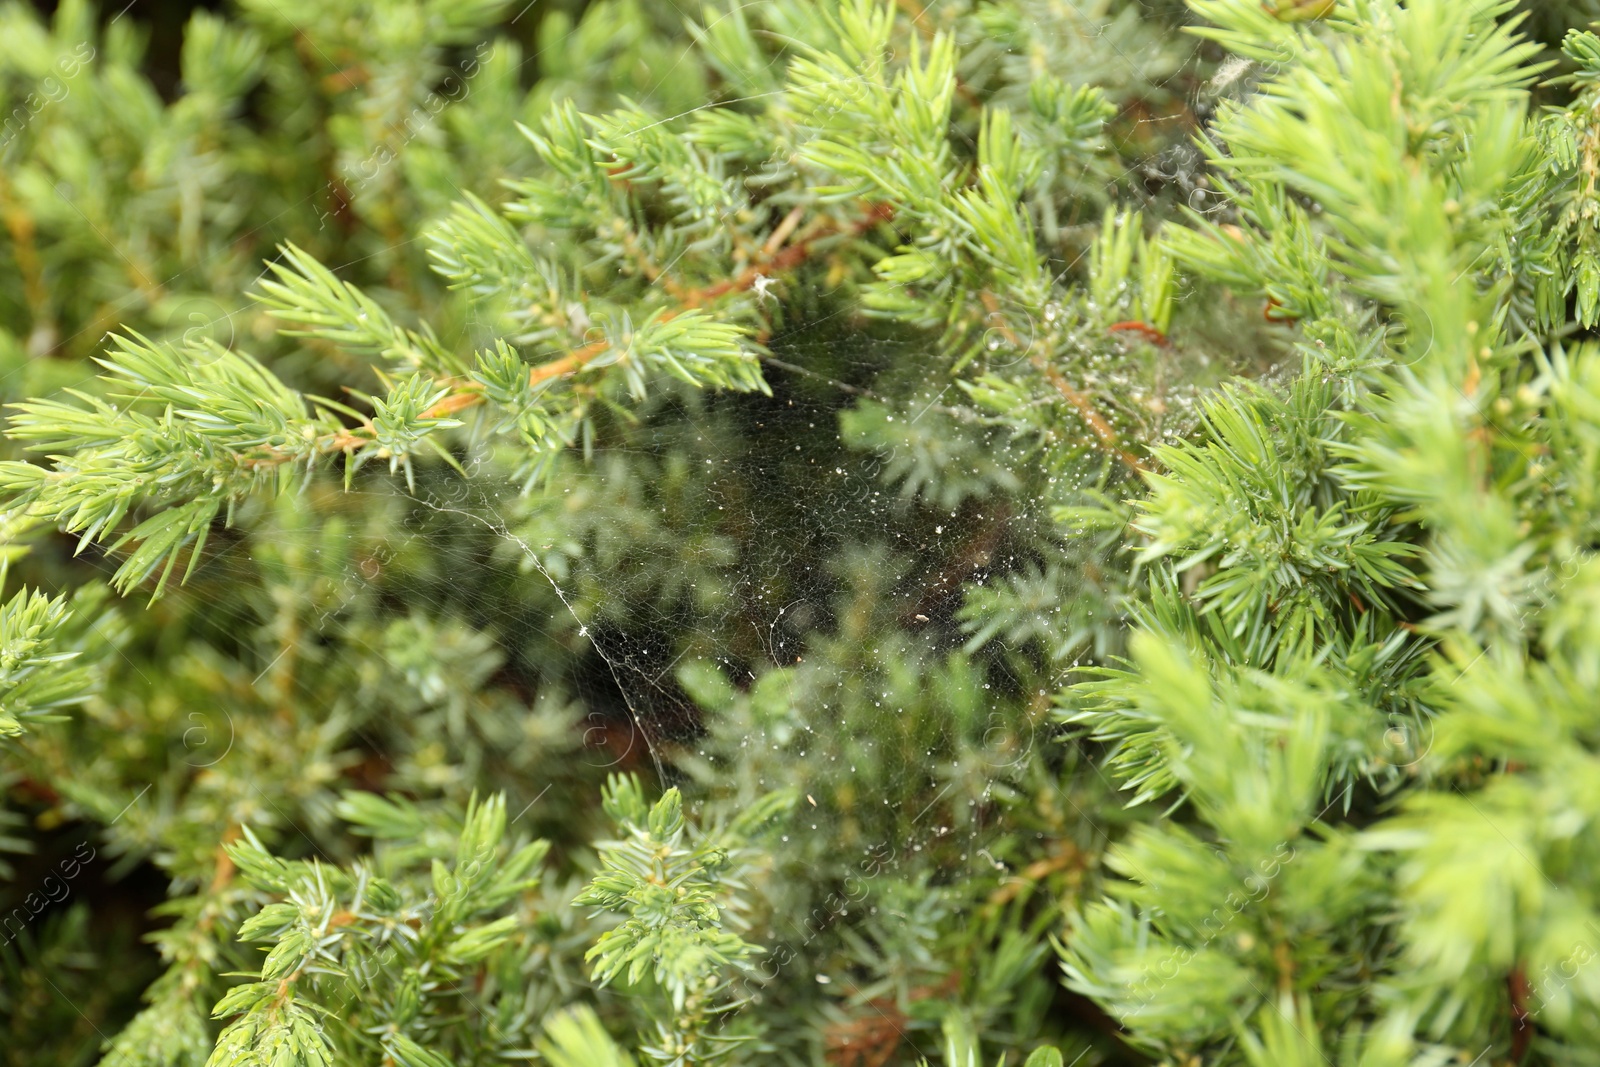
xmin=0 ymin=1 xmax=1598 ymax=1065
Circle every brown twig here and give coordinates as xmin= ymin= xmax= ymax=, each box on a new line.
xmin=404 ymin=202 xmax=896 ymax=422
xmin=209 ymin=825 xmax=243 ymax=896
xmin=236 ymin=425 xmax=373 ymax=469
xmin=762 ymin=204 xmax=807 ymax=256
xmin=420 ymin=387 xmax=486 ymax=419
xmin=413 ymin=338 xmax=613 ymax=421
xmin=825 ymin=972 xmax=960 ymax=1067
xmin=320 ymin=65 xmax=370 ymax=93
xmin=1263 ymin=296 xmax=1299 ymax=323
xmin=0 ymin=176 xmax=50 ymax=343
xmin=682 ymin=202 xmax=895 ymax=309
xmin=1510 ymin=964 xmax=1533 ymax=1062
xmin=1107 ymin=320 xmax=1170 ymax=347
xmin=987 ymin=838 xmax=1082 ymax=907
xmin=979 ymin=292 xmax=1146 ymax=472
xmin=894 ymin=0 xmax=933 ymax=32
xmin=529 ymin=339 xmax=611 ymax=384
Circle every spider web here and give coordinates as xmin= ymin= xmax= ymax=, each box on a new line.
xmin=0 ymin=1 xmax=1248 ymax=1058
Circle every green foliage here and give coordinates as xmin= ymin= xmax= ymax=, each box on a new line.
xmin=205 ymin=793 xmax=547 ymax=1067
xmin=0 ymin=586 xmax=100 ymax=736
xmin=575 ymin=777 xmax=791 ymax=1065
xmin=6 ymin=0 xmax=1600 ymax=1066
xmin=1058 ymin=2 xmax=1600 ymax=1065
xmin=540 ymin=1004 xmax=638 ymax=1067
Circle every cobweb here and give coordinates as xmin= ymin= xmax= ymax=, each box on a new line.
xmin=8 ymin=1 xmax=1250 ymax=1053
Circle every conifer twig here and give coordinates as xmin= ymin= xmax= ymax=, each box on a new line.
xmin=416 ymin=203 xmax=896 ymax=421
xmin=978 ymin=291 xmax=1145 ymax=472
